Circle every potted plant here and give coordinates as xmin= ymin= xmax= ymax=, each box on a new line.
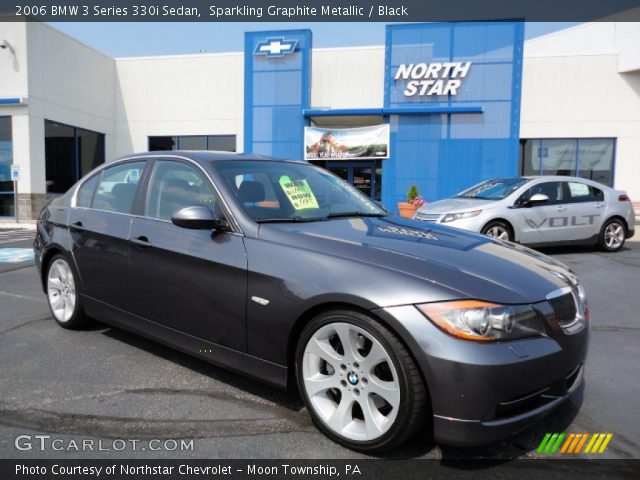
xmin=397 ymin=185 xmax=427 ymax=218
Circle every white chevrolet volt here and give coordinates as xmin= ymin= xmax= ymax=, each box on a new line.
xmin=414 ymin=176 xmax=635 ymax=252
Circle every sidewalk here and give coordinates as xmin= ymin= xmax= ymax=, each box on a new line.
xmin=0 ymin=221 xmax=36 ymax=230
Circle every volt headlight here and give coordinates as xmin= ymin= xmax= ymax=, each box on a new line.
xmin=417 ymin=300 xmax=543 ymax=341
xmin=441 ymin=210 xmax=482 ymax=223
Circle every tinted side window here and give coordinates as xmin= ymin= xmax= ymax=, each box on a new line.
xmin=517 ymin=181 xmax=566 ymax=206
xmin=76 ymin=174 xmax=99 ymax=208
xmin=145 ymin=160 xmax=217 ymax=221
xmin=567 ymin=182 xmax=604 ymax=203
xmin=93 ymin=161 xmax=145 ymax=214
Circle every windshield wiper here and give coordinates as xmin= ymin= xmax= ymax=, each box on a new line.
xmin=325 ymin=211 xmax=389 ymax=219
xmin=255 ymin=216 xmax=319 ymax=223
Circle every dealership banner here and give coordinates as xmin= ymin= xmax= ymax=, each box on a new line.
xmin=304 ymin=125 xmax=390 ymax=161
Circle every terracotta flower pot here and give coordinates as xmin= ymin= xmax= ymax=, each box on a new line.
xmin=397 ymin=202 xmax=420 ymax=219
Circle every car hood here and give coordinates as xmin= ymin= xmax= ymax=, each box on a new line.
xmin=418 ymin=197 xmax=500 ymax=214
xmin=258 ymin=216 xmax=575 ymax=305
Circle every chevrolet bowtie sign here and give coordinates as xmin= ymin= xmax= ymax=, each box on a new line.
xmin=394 ymin=62 xmax=472 ymax=96
xmin=254 ymin=37 xmax=298 ymax=57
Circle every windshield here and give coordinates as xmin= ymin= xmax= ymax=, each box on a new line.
xmin=455 ymin=178 xmax=529 ymax=200
xmin=213 ymin=160 xmax=388 ymax=222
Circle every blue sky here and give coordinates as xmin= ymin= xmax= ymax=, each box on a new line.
xmin=49 ymin=22 xmax=580 ymax=57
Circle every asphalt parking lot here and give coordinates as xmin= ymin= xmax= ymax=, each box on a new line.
xmin=0 ymin=228 xmax=638 ymax=460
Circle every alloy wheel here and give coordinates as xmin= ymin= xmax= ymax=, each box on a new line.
xmin=47 ymin=258 xmax=77 ymax=323
xmin=486 ymin=225 xmax=510 ymax=240
xmin=604 ymin=221 xmax=624 ymax=250
xmin=302 ymin=322 xmax=400 ymax=442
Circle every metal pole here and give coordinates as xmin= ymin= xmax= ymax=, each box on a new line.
xmin=13 ymin=179 xmax=18 ymax=223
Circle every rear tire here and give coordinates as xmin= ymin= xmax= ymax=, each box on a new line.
xmin=598 ymin=218 xmax=626 ymax=252
xmin=481 ymin=220 xmax=514 ymax=242
xmin=45 ymin=254 xmax=89 ymax=329
xmin=296 ymin=309 xmax=428 ymax=453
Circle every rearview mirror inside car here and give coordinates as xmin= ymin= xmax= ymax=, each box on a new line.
xmin=171 ymin=205 xmax=229 ymax=230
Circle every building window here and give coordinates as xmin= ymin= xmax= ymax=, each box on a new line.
xmin=45 ymin=120 xmax=105 ymax=194
xmin=0 ymin=117 xmax=14 ymax=217
xmin=149 ymin=135 xmax=236 ymax=152
xmin=520 ymin=138 xmax=615 ymax=187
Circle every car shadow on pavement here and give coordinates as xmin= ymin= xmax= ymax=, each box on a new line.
xmin=99 ymin=324 xmax=305 ymax=412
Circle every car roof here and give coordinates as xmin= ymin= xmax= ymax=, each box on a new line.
xmin=117 ymin=150 xmax=280 ymax=163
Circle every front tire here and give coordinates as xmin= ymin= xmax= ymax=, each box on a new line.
xmin=482 ymin=220 xmax=514 ymax=242
xmin=46 ymin=254 xmax=89 ymax=329
xmin=296 ymin=310 xmax=428 ymax=453
xmin=598 ymin=218 xmax=627 ymax=252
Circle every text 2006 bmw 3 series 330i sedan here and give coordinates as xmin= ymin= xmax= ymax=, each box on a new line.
xmin=34 ymin=152 xmax=589 ymax=453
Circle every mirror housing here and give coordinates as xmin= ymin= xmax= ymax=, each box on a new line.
xmin=171 ymin=206 xmax=229 ymax=230
xmin=522 ymin=193 xmax=549 ymax=208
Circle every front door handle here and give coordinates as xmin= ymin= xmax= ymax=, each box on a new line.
xmin=130 ymin=235 xmax=152 ymax=248
xmin=556 ymin=206 xmax=567 ymax=212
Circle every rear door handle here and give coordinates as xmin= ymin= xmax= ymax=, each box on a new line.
xmin=595 ymin=202 xmax=604 ymax=208
xmin=130 ymin=235 xmax=152 ymax=248
xmin=556 ymin=206 xmax=567 ymax=212
xmin=70 ymin=221 xmax=85 ymax=232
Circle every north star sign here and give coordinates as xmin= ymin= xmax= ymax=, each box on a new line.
xmin=254 ymin=37 xmax=298 ymax=57
xmin=394 ymin=62 xmax=472 ymax=96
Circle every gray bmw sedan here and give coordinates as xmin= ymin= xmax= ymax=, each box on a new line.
xmin=34 ymin=152 xmax=589 ymax=453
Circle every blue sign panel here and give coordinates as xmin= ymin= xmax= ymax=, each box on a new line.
xmin=383 ymin=22 xmax=524 ymax=208
xmin=244 ymin=30 xmax=312 ymax=159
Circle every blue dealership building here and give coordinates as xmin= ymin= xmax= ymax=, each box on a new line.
xmin=244 ymin=23 xmax=524 ymax=209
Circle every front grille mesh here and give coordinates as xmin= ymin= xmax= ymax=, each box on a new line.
xmin=549 ymin=292 xmax=577 ymax=326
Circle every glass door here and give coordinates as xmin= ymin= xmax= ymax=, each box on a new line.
xmin=326 ymin=161 xmax=379 ymax=200
xmin=0 ymin=117 xmax=14 ymax=217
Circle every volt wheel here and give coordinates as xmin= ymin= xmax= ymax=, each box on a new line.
xmin=482 ymin=220 xmax=513 ymax=241
xmin=296 ymin=310 xmax=427 ymax=453
xmin=46 ymin=254 xmax=88 ymax=329
xmin=598 ymin=218 xmax=626 ymax=252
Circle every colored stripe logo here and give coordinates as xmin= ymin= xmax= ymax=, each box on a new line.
xmin=538 ymin=433 xmax=613 ymax=454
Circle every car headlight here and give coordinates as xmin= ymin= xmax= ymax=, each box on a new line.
xmin=576 ymin=283 xmax=590 ymax=322
xmin=441 ymin=210 xmax=482 ymax=223
xmin=416 ymin=300 xmax=543 ymax=341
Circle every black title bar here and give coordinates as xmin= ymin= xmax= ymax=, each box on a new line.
xmin=1 ymin=0 xmax=640 ymax=22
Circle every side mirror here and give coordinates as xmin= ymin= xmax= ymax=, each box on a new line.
xmin=522 ymin=193 xmax=549 ymax=208
xmin=171 ymin=206 xmax=229 ymax=230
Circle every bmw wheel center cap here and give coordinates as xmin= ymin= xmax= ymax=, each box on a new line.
xmin=348 ymin=371 xmax=359 ymax=385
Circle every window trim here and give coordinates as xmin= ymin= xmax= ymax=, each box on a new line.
xmin=142 ymin=157 xmax=220 ymax=222
xmin=89 ymin=160 xmax=148 ymax=216
xmin=564 ymin=180 xmax=605 ymax=204
xmin=45 ymin=119 xmax=106 ymax=194
xmin=519 ymin=137 xmax=616 ymax=187
xmin=148 ymin=134 xmax=237 ymax=152
xmin=516 ymin=180 xmax=569 ymax=207
xmin=72 ymin=154 xmax=243 ymax=235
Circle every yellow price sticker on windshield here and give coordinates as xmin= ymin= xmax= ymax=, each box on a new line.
xmin=279 ymin=175 xmax=319 ymax=210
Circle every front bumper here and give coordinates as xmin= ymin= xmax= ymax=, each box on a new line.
xmin=373 ymin=303 xmax=589 ymax=447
